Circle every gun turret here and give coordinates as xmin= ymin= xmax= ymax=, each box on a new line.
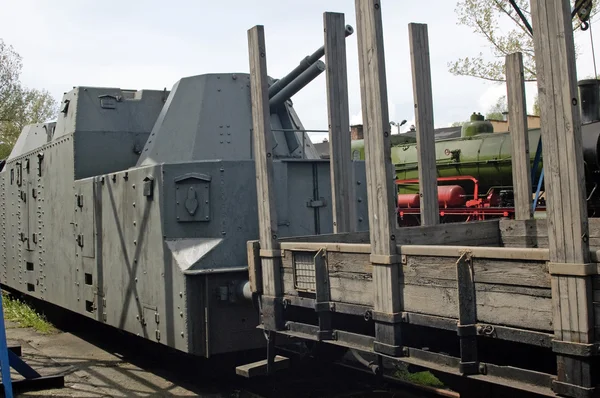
xmin=268 ymin=24 xmax=354 ymax=109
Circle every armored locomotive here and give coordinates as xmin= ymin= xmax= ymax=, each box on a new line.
xmin=0 ymin=28 xmax=368 ymax=358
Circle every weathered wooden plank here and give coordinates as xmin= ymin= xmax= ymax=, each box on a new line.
xmin=315 ymin=250 xmax=331 ymax=304
xmin=395 ymin=220 xmax=501 ymax=246
xmin=531 ymin=0 xmax=595 ymax=387
xmin=283 ymin=244 xmax=551 ymax=285
xmin=355 ymin=0 xmax=401 ymax=354
xmin=476 ymin=290 xmax=553 ymax=331
xmin=279 ymin=231 xmax=370 ymax=244
xmin=531 ymin=0 xmax=589 ymax=264
xmin=399 ymin=245 xmax=549 ymax=261
xmin=456 ymin=253 xmax=478 ymax=373
xmin=576 ymin=276 xmax=595 ymax=340
xmin=355 ymin=0 xmax=396 ymax=256
xmin=503 ymin=236 xmax=600 ymax=250
xmin=402 ymin=283 xmax=552 ymax=331
xmin=280 ymin=242 xmax=371 ymax=254
xmin=248 ymin=25 xmax=278 ymax=259
xmin=506 ymin=52 xmax=532 ymax=221
xmin=235 ymin=355 xmax=290 ymax=378
xmin=247 ymin=240 xmax=262 ymax=293
xmin=501 ymin=236 xmax=546 ymax=248
xmin=324 ymin=12 xmax=353 ymax=234
xmin=281 ymin=267 xmax=553 ymax=331
xmin=281 ymin=270 xmax=373 ymax=306
xmin=499 ymin=219 xmax=543 ymax=237
xmin=402 ymin=276 xmax=551 ymax=298
xmin=282 ymin=250 xmax=550 ymax=288
xmin=500 ymin=218 xmax=600 ymax=239
xmin=403 ymin=255 xmax=550 ymax=288
xmin=280 ymin=250 xmax=372 ymax=273
xmin=281 ymin=246 xmax=551 ymax=278
xmin=327 ymin=251 xmax=372 ymax=274
xmin=409 ymin=23 xmax=438 ymax=226
xmin=330 ymin=276 xmax=374 ymax=305
xmin=280 ymin=220 xmax=500 ymax=247
xmin=248 ymin=25 xmax=283 ymax=330
xmin=314 ymin=249 xmax=333 ymax=338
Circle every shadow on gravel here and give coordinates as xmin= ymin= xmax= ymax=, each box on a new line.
xmin=6 ymin=291 xmax=434 ymax=397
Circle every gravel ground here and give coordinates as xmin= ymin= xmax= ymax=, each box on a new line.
xmin=1 ymin=300 xmax=441 ymax=398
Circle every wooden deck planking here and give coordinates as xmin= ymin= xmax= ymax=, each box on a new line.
xmin=501 ymin=219 xmax=600 ymax=250
xmin=278 ymin=261 xmax=554 ymax=331
xmin=280 ymin=220 xmax=501 ymax=247
xmin=403 ymin=256 xmax=550 ymax=288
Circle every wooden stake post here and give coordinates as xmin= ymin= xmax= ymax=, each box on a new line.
xmin=409 ymin=23 xmax=439 ymax=226
xmin=506 ymin=52 xmax=532 ymax=221
xmin=247 ymin=25 xmax=284 ymax=331
xmin=324 ymin=12 xmax=353 ymax=234
xmin=355 ymin=0 xmax=402 ymax=356
xmin=530 ymin=0 xmax=596 ymax=395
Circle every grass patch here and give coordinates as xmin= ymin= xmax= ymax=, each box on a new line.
xmin=1 ymin=292 xmax=56 ymax=334
xmin=394 ymin=366 xmax=445 ymax=388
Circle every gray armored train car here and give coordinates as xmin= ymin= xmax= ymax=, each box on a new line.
xmin=0 ymin=31 xmax=368 ymax=358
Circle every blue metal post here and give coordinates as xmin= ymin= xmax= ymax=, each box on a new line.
xmin=533 ymin=169 xmax=545 ymax=214
xmin=531 ymin=137 xmax=543 ymax=185
xmin=0 ymin=293 xmax=13 ymax=398
xmin=531 ymin=137 xmax=544 ymax=214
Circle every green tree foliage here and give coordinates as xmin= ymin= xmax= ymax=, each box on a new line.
xmin=532 ymin=96 xmax=540 ymax=116
xmin=449 ymin=0 xmax=597 ymax=82
xmin=0 ymin=39 xmax=57 ymax=159
xmin=0 ymin=40 xmax=23 ymax=122
xmin=486 ymin=95 xmax=508 ymax=120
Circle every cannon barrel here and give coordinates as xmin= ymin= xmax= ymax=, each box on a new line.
xmin=269 ymin=60 xmax=326 ymax=108
xmin=268 ymin=24 xmax=354 ymax=100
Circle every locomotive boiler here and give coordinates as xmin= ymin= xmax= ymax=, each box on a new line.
xmin=350 ymin=79 xmax=600 ymax=224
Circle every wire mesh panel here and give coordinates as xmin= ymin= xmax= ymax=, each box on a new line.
xmin=292 ymin=251 xmax=317 ymax=292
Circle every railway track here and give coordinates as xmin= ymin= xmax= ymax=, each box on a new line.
xmin=6 ymin=292 xmax=459 ymax=398
xmin=230 ymin=357 xmax=459 ymax=398
xmin=8 ymin=293 xmax=546 ymax=398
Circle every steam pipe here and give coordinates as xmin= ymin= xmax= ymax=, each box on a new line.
xmin=269 ymin=60 xmax=326 ymax=108
xmin=268 ymin=24 xmax=354 ymax=99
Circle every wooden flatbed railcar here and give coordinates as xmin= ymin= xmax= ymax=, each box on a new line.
xmin=244 ymin=1 xmax=600 ymax=397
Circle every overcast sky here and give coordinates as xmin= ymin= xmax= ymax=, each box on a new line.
xmin=1 ymin=0 xmax=600 ymax=141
